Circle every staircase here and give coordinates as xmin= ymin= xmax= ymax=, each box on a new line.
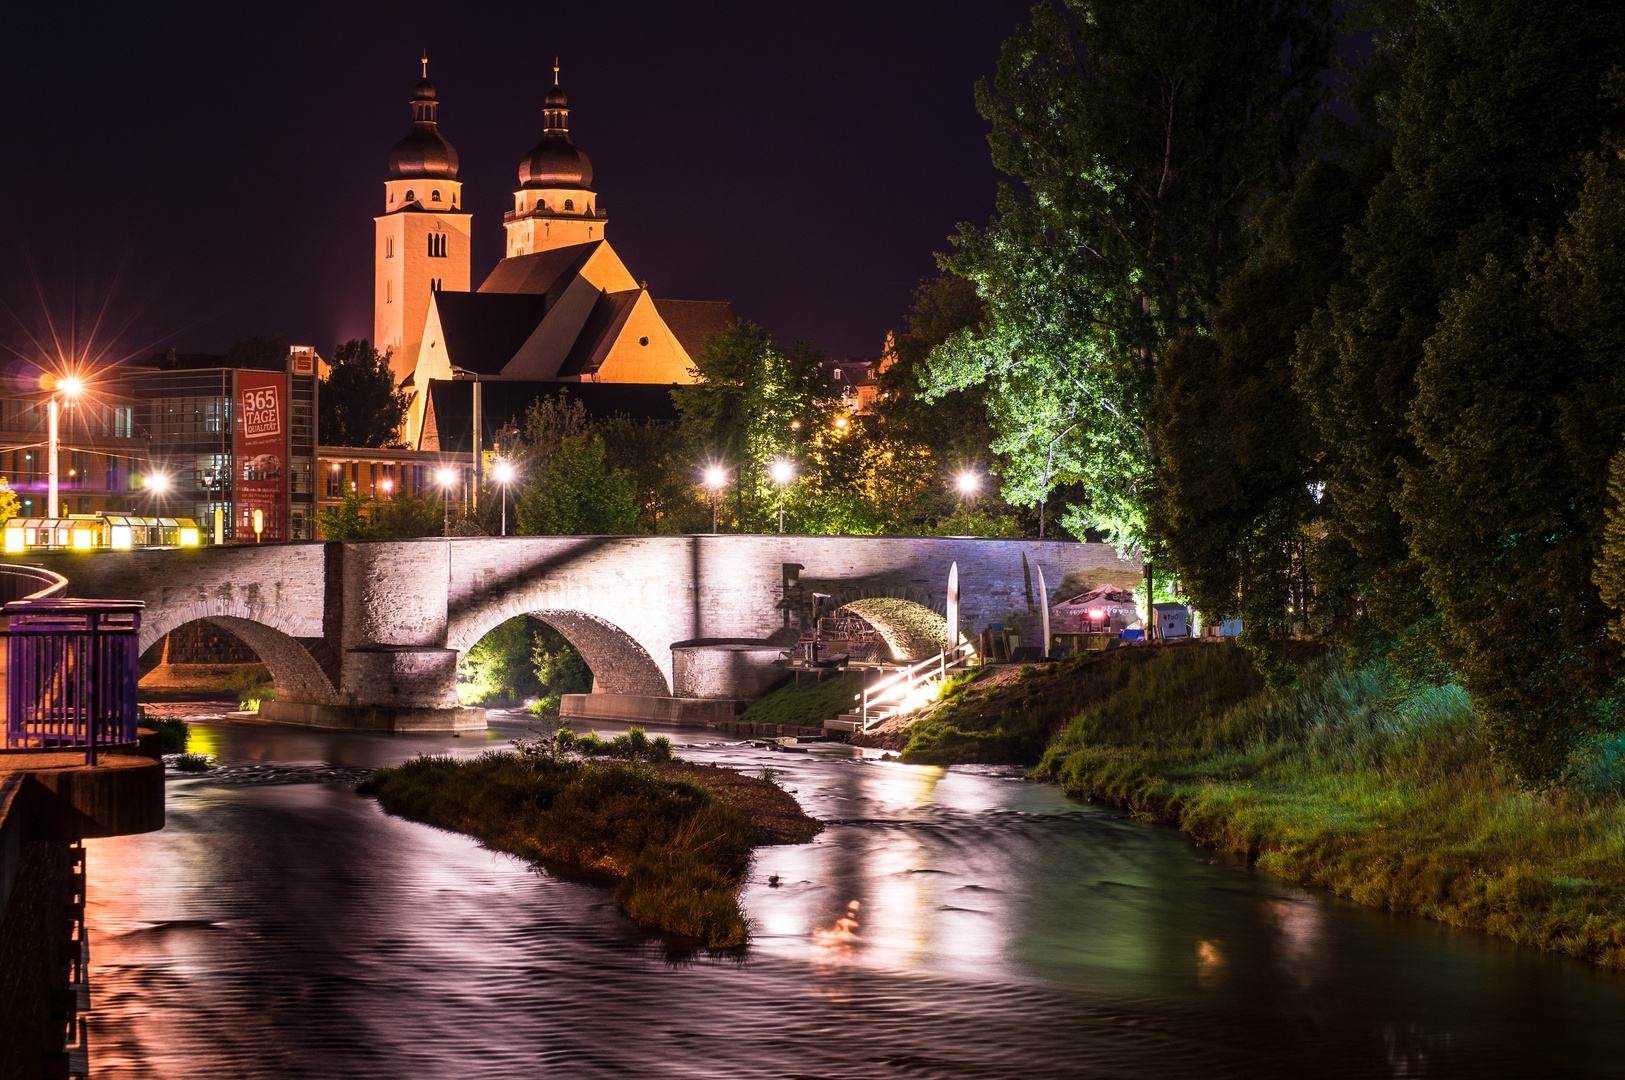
xmin=825 ymin=640 xmax=977 ymax=735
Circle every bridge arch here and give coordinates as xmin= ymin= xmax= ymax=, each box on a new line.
xmin=452 ymin=607 xmax=669 ymax=697
xmin=139 ymin=603 xmax=337 ymax=703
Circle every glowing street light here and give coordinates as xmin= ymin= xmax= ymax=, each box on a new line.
xmin=770 ymin=460 xmax=794 ymax=534
xmin=145 ymin=471 xmax=170 ymax=494
xmin=704 ymin=465 xmax=726 ymax=533
xmin=956 ymin=471 xmax=981 ymax=536
xmin=436 ymin=466 xmax=457 ymax=536
xmin=46 ymin=373 xmax=86 ymax=519
xmin=492 ymin=459 xmax=516 ymax=536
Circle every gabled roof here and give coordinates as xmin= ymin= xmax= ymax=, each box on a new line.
xmin=652 ymin=299 xmax=734 ymax=361
xmin=432 ymin=292 xmax=549 ymax=377
xmin=557 ymin=290 xmax=642 ymax=378
xmin=477 ymin=242 xmax=603 ymax=302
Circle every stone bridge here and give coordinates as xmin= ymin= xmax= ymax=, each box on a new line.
xmin=11 ymin=536 xmax=1140 ymax=731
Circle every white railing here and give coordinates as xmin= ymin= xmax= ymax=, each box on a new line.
xmin=854 ymin=639 xmax=977 ymax=732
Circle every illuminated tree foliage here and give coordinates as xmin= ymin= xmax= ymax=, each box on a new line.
xmin=516 ymin=434 xmax=639 ymax=537
xmin=931 ymin=0 xmax=1335 ymax=549
xmin=673 ymin=321 xmax=841 ymax=532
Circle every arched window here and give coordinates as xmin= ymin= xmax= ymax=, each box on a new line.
xmin=564 ymin=199 xmax=574 ymax=211
xmin=389 ymin=192 xmax=394 ymax=204
xmin=385 ymin=237 xmax=393 ymax=258
xmin=431 ymin=190 xmax=441 ymax=202
xmin=405 ymin=189 xmax=415 ymax=202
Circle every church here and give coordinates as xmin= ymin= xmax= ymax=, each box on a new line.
xmin=373 ymin=64 xmax=732 ymax=451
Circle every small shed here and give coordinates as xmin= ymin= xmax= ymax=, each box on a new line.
xmin=1051 ymin=585 xmax=1138 ymax=634
xmin=1152 ymin=602 xmax=1190 ymax=639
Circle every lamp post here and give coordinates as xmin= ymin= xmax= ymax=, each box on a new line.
xmin=956 ymin=471 xmax=980 ymax=535
xmin=46 ymin=375 xmax=84 ymax=520
xmin=769 ymin=460 xmax=793 ymax=534
xmin=704 ymin=465 xmax=726 ymax=533
xmin=436 ymin=467 xmax=456 ymax=536
xmin=492 ymin=460 xmax=516 ymax=536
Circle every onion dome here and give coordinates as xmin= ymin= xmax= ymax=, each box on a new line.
xmin=517 ymin=63 xmax=594 ymax=191
xmin=388 ymin=62 xmax=459 ymax=180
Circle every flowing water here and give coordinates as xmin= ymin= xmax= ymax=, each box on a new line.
xmin=83 ymin=712 xmax=1625 ymax=1078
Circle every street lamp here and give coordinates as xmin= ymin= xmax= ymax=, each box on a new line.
xmin=146 ymin=471 xmax=170 ymax=497
xmin=956 ymin=471 xmax=980 ymax=535
xmin=436 ymin=467 xmax=457 ymax=536
xmin=46 ymin=374 xmax=84 ymax=519
xmin=769 ymin=460 xmax=794 ymax=534
xmin=492 ymin=460 xmax=516 ymax=536
xmin=704 ymin=465 xmax=726 ymax=533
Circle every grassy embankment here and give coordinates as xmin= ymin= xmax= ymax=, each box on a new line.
xmin=899 ymin=642 xmax=1625 ymax=967
xmin=359 ymin=730 xmax=820 ymax=948
xmin=737 ymin=671 xmax=865 ymax=728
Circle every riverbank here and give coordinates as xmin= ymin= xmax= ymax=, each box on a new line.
xmin=359 ymin=750 xmax=820 ymax=948
xmin=893 ymin=642 xmax=1625 ymax=967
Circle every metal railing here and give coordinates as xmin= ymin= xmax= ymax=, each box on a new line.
xmin=3 ymin=599 xmax=144 ymax=763
xmin=854 ymin=639 xmax=977 ymax=732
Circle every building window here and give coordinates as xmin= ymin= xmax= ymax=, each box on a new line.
xmin=327 ymin=464 xmax=341 ymax=497
xmin=350 ymin=462 xmax=359 ymax=492
xmin=564 ymin=199 xmax=573 ymax=211
xmin=428 ymin=233 xmax=447 ymax=257
xmin=430 ymin=278 xmax=442 ymax=292
xmin=431 ymin=190 xmax=441 ymax=202
xmin=386 ymin=237 xmax=394 ymax=258
xmin=405 ymin=190 xmax=415 ymax=202
xmin=386 ymin=280 xmax=393 ymax=303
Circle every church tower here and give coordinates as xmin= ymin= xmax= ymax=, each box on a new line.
xmin=505 ymin=64 xmax=608 ymax=258
xmin=375 ymin=60 xmax=472 ymax=387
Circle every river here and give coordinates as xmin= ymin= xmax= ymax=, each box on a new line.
xmin=82 ymin=712 xmax=1625 ymax=1078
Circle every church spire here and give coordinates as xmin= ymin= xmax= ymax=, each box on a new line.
xmin=542 ymin=61 xmax=569 ymax=135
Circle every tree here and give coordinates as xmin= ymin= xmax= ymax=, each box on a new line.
xmin=458 ymin=616 xmax=546 ymax=706
xmin=1292 ymin=0 xmax=1625 ymax=782
xmin=320 ymin=339 xmax=407 ymax=448
xmin=1147 ymin=157 xmax=1377 ymax=685
xmin=673 ymin=321 xmax=840 ymax=532
xmin=0 ymin=476 xmax=20 ymax=527
xmin=598 ymin=415 xmax=706 ymax=534
xmin=516 ymin=434 xmax=639 ymax=536
xmin=931 ymin=0 xmax=1336 ymax=553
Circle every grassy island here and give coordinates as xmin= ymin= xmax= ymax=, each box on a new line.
xmin=890 ymin=643 xmax=1625 ymax=967
xmin=359 ymin=731 xmax=821 ymax=949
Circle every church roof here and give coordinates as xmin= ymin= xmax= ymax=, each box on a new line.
xmin=477 ymin=242 xmax=602 ymax=300
xmin=388 ymin=74 xmax=459 ymax=180
xmin=517 ymin=76 xmax=594 ymax=190
xmin=652 ymin=300 xmax=735 ymax=362
xmin=558 ymin=290 xmax=642 ymax=378
xmin=420 ymin=379 xmax=680 ymax=453
xmin=431 ymin=292 xmax=549 ymax=376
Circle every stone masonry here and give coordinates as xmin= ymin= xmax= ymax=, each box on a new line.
xmin=15 ymin=536 xmax=1140 ymax=731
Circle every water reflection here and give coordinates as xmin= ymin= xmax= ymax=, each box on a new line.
xmin=80 ymin=712 xmax=1625 ymax=1078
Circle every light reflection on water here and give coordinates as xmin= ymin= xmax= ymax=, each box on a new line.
xmin=82 ymin=711 xmax=1625 ymax=1078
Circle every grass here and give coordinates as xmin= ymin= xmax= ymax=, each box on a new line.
xmin=146 ymin=712 xmax=189 ymax=752
xmin=359 ymin=744 xmax=820 ymax=948
xmin=1006 ymin=642 xmax=1625 ymax=967
xmin=172 ymin=752 xmax=212 ymax=771
xmin=898 ymin=644 xmax=1265 ymax=765
xmin=738 ymin=671 xmax=865 ymax=729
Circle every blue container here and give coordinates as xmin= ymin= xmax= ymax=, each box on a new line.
xmin=1119 ymin=629 xmax=1145 ymax=641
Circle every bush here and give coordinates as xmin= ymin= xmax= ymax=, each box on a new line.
xmin=173 ymin=753 xmax=212 ymax=772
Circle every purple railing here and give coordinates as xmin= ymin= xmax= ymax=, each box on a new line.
xmin=3 ymin=599 xmax=143 ymax=763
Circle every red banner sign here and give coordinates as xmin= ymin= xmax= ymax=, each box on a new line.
xmin=235 ymin=370 xmax=286 ymax=541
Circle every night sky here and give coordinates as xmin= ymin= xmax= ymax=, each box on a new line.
xmin=4 ymin=1 xmax=1038 ymax=370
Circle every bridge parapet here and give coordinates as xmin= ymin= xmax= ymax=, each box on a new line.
xmin=12 ymin=536 xmax=1140 ymax=732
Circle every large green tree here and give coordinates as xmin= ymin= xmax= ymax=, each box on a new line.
xmin=1292 ymin=0 xmax=1625 ymax=782
xmin=930 ymin=0 xmax=1335 ymax=551
xmin=516 ymin=434 xmax=639 ymax=536
xmin=673 ymin=321 xmax=840 ymax=531
xmin=1148 ymin=157 xmax=1378 ymax=684
xmin=320 ymin=339 xmax=407 ymax=448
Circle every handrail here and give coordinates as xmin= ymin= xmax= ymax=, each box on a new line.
xmin=855 ymin=638 xmax=977 ymax=732
xmin=3 ymin=599 xmax=144 ymax=764
xmin=0 ymin=564 xmax=69 ymax=602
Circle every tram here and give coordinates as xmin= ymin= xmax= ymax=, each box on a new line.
xmin=3 ymin=515 xmax=201 ymax=553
